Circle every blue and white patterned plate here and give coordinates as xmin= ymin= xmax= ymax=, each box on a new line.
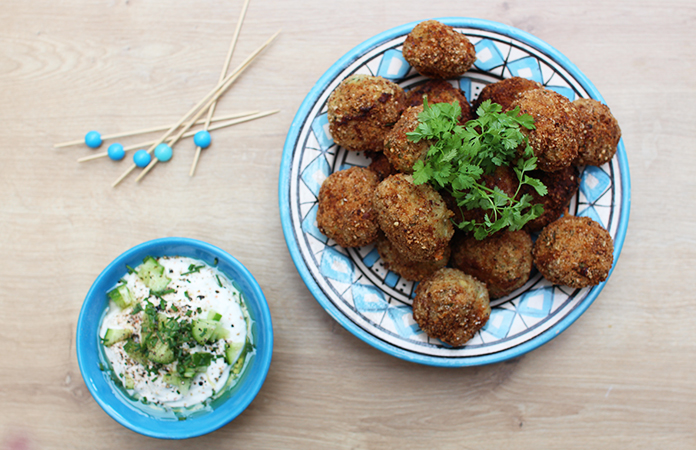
xmin=279 ymin=18 xmax=630 ymax=367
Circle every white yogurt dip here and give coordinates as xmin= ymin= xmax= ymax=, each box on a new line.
xmin=99 ymin=256 xmax=252 ymax=412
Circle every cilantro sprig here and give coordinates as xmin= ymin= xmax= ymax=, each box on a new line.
xmin=407 ymin=98 xmax=548 ymax=240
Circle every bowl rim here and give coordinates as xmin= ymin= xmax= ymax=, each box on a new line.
xmin=279 ymin=17 xmax=631 ymax=367
xmin=76 ymin=237 xmax=273 ymax=439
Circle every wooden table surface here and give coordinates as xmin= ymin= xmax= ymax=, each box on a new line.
xmin=2 ymin=0 xmax=694 ymax=448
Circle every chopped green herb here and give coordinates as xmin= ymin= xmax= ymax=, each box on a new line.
xmin=181 ymin=264 xmax=205 ymax=276
xmin=407 ymin=99 xmax=547 ymax=239
xmin=184 ymin=291 xmax=191 ymax=300
xmin=126 ymin=265 xmax=135 ymax=274
xmin=215 ymin=275 xmax=223 ymax=288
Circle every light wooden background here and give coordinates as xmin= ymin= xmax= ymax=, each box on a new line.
xmin=1 ymin=0 xmax=694 ymax=448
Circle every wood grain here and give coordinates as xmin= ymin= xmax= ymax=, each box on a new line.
xmin=1 ymin=0 xmax=695 ymax=448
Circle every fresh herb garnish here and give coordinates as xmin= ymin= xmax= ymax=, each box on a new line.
xmin=181 ymin=264 xmax=205 ymax=276
xmin=407 ymin=98 xmax=547 ymax=239
xmin=215 ymin=275 xmax=223 ymax=288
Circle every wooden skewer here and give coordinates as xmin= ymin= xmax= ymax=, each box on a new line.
xmin=133 ymin=29 xmax=280 ymax=184
xmin=111 ymin=30 xmax=279 ymax=188
xmin=76 ymin=111 xmax=259 ymax=163
xmin=58 ymin=111 xmax=257 ymax=150
xmin=190 ymin=0 xmax=251 ymax=177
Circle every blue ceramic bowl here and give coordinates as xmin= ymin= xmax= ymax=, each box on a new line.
xmin=76 ymin=237 xmax=273 ymax=439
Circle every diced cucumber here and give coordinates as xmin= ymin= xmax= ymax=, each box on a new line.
xmin=103 ymin=328 xmax=132 ymax=347
xmin=192 ymin=319 xmax=218 ymax=344
xmin=162 ymin=373 xmax=191 ymax=395
xmin=124 ymin=374 xmax=135 ymax=390
xmin=107 ymin=284 xmax=134 ymax=309
xmin=147 ymin=337 xmax=175 ymax=364
xmin=123 ymin=339 xmax=149 ymax=366
xmin=136 ymin=256 xmax=171 ymax=292
xmin=206 ymin=310 xmax=222 ymax=322
xmin=231 ymin=352 xmax=246 ymax=375
xmin=224 ymin=341 xmax=244 ymax=365
xmin=214 ymin=325 xmax=229 ymax=340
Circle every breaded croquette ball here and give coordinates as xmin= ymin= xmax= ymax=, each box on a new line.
xmin=405 ymin=80 xmax=474 ymax=122
xmin=521 ymin=165 xmax=580 ymax=233
xmin=573 ymin=98 xmax=621 ymax=166
xmin=473 ymin=76 xmax=543 ymax=111
xmin=327 ymin=74 xmax=406 ymax=152
xmin=510 ymin=88 xmax=582 ymax=172
xmin=373 ymin=173 xmax=454 ymax=262
xmin=376 ymin=235 xmax=449 ymax=281
xmin=402 ymin=20 xmax=477 ymax=79
xmin=450 ymin=230 xmax=533 ymax=299
xmin=316 ymin=167 xmax=380 ymax=248
xmin=533 ymin=215 xmax=614 ymax=289
xmin=383 ymin=105 xmax=430 ymax=174
xmin=366 ymin=151 xmax=397 ymax=181
xmin=412 ymin=268 xmax=490 ymax=346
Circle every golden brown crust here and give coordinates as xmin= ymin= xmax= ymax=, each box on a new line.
xmin=449 ymin=230 xmax=533 ymax=299
xmin=366 ymin=151 xmax=397 ymax=181
xmin=402 ymin=20 xmax=476 ymax=79
xmin=533 ymin=215 xmax=614 ymax=289
xmin=474 ymin=77 xmax=543 ymax=111
xmin=573 ymin=98 xmax=621 ymax=166
xmin=405 ymin=80 xmax=473 ymax=122
xmin=316 ymin=167 xmax=381 ymax=248
xmin=383 ymin=105 xmax=430 ymax=174
xmin=373 ymin=173 xmax=454 ymax=262
xmin=376 ymin=235 xmax=449 ymax=281
xmin=510 ymin=88 xmax=582 ymax=172
xmin=521 ymin=166 xmax=580 ymax=233
xmin=327 ymin=74 xmax=406 ymax=152
xmin=412 ymin=268 xmax=490 ymax=346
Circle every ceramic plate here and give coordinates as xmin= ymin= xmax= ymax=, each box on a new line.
xmin=279 ymin=17 xmax=630 ymax=367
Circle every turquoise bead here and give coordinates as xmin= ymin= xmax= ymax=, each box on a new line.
xmin=107 ymin=143 xmax=125 ymax=161
xmin=85 ymin=130 xmax=102 ymax=148
xmin=133 ymin=149 xmax=151 ymax=167
xmin=194 ymin=130 xmax=212 ymax=149
xmin=154 ymin=143 xmax=173 ymax=162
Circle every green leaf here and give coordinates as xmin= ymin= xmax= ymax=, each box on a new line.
xmin=407 ymin=96 xmax=547 ymax=239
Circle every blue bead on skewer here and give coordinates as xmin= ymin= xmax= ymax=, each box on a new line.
xmin=193 ymin=130 xmax=212 ymax=149
xmin=84 ymin=130 xmax=102 ymax=148
xmin=107 ymin=143 xmax=125 ymax=161
xmin=133 ymin=149 xmax=151 ymax=167
xmin=154 ymin=143 xmax=173 ymax=162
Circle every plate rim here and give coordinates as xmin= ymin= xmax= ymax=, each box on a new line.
xmin=279 ymin=17 xmax=631 ymax=367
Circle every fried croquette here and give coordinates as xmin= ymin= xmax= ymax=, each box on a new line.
xmin=376 ymin=235 xmax=449 ymax=281
xmin=366 ymin=151 xmax=397 ymax=181
xmin=405 ymin=80 xmax=473 ymax=122
xmin=402 ymin=20 xmax=477 ymax=79
xmin=521 ymin=165 xmax=580 ymax=233
xmin=373 ymin=173 xmax=454 ymax=262
xmin=383 ymin=105 xmax=430 ymax=174
xmin=316 ymin=167 xmax=380 ymax=248
xmin=412 ymin=268 xmax=490 ymax=346
xmin=327 ymin=74 xmax=406 ymax=152
xmin=450 ymin=230 xmax=533 ymax=299
xmin=510 ymin=88 xmax=582 ymax=172
xmin=533 ymin=215 xmax=614 ymax=289
xmin=573 ymin=98 xmax=621 ymax=166
xmin=473 ymin=76 xmax=543 ymax=111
